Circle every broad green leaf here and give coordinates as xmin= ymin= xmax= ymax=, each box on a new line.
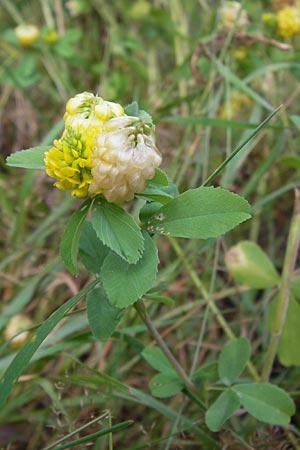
xmin=79 ymin=221 xmax=110 ymax=274
xmin=225 ymin=241 xmax=280 ymax=289
xmin=91 ymin=197 xmax=144 ymax=264
xmin=0 ymin=280 xmax=98 ymax=409
xmin=218 ymin=337 xmax=251 ymax=386
xmin=60 ymin=199 xmax=91 ymax=275
xmin=141 ymin=347 xmax=175 ymax=373
xmin=149 ymin=372 xmax=184 ymax=398
xmin=6 ymin=146 xmax=50 ymax=169
xmin=101 ymin=232 xmax=159 ymax=308
xmin=86 ymin=287 xmax=123 ymax=340
xmin=147 ymin=187 xmax=251 ymax=239
xmin=268 ymin=296 xmax=300 ymax=366
xmin=205 ymin=389 xmax=240 ymax=432
xmin=232 ymin=383 xmax=295 ymax=425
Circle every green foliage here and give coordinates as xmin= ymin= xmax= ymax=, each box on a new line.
xmin=205 ymin=338 xmax=295 ymax=432
xmin=225 ymin=241 xmax=280 ymax=288
xmin=205 ymin=390 xmax=240 ymax=432
xmin=218 ymin=337 xmax=251 ymax=385
xmin=2 ymin=0 xmax=300 ymax=447
xmin=268 ymin=296 xmax=300 ymax=366
xmin=60 ymin=199 xmax=91 ymax=275
xmin=86 ymin=287 xmax=123 ymax=340
xmin=232 ymin=383 xmax=295 ymax=425
xmin=6 ymin=146 xmax=49 ymax=169
xmin=79 ymin=221 xmax=110 ymax=274
xmin=91 ymin=197 xmax=144 ymax=264
xmin=100 ymin=232 xmax=159 ymax=308
xmin=146 ymin=187 xmax=251 ymax=239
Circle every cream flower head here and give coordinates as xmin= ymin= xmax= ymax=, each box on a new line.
xmin=89 ymin=116 xmax=162 ymax=203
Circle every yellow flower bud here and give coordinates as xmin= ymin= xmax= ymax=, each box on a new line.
xmin=277 ymin=6 xmax=300 ymax=37
xmin=42 ymin=29 xmax=58 ymax=43
xmin=64 ymin=92 xmax=124 ymax=129
xmin=89 ymin=116 xmax=162 ymax=203
xmin=15 ymin=24 xmax=39 ymax=46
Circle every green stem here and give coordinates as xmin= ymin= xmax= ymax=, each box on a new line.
xmin=169 ymin=237 xmax=260 ymax=382
xmin=134 ymin=299 xmax=198 ymax=395
xmin=262 ymin=188 xmax=300 ymax=381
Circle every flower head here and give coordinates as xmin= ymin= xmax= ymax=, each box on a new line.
xmin=277 ymin=6 xmax=300 ymax=37
xmin=89 ymin=116 xmax=162 ymax=203
xmin=15 ymin=24 xmax=39 ymax=46
xmin=219 ymin=1 xmax=248 ymax=29
xmin=44 ymin=93 xmax=161 ymax=202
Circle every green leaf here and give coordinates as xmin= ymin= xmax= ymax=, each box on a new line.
xmin=141 ymin=346 xmax=175 ymax=373
xmin=60 ymin=199 xmax=91 ymax=275
xmin=291 ymin=275 xmax=300 ymax=300
xmin=101 ymin=232 xmax=159 ymax=308
xmin=147 ymin=187 xmax=251 ymax=239
xmin=218 ymin=337 xmax=251 ymax=385
xmin=124 ymin=101 xmax=153 ymax=126
xmin=0 ymin=280 xmax=98 ymax=409
xmin=268 ymin=296 xmax=300 ymax=366
xmin=86 ymin=287 xmax=123 ymax=340
xmin=6 ymin=146 xmax=50 ymax=169
xmin=205 ymin=389 xmax=240 ymax=432
xmin=148 ymin=168 xmax=169 ymax=187
xmin=149 ymin=372 xmax=184 ymax=398
xmin=79 ymin=221 xmax=110 ymax=274
xmin=192 ymin=362 xmax=219 ymax=384
xmin=232 ymin=383 xmax=295 ymax=425
xmin=91 ymin=197 xmax=144 ymax=264
xmin=225 ymin=241 xmax=280 ymax=289
xmin=143 ymin=293 xmax=174 ymax=305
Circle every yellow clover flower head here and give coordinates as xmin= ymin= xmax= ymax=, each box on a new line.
xmin=219 ymin=1 xmax=248 ymax=29
xmin=277 ymin=6 xmax=300 ymax=37
xmin=44 ymin=93 xmax=161 ymax=203
xmin=89 ymin=116 xmax=162 ymax=203
xmin=15 ymin=24 xmax=39 ymax=46
xmin=45 ymin=92 xmax=125 ymax=198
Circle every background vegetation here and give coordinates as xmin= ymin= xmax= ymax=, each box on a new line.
xmin=1 ymin=0 xmax=300 ymax=448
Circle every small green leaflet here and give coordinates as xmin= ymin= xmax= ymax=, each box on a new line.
xmin=218 ymin=337 xmax=251 ymax=386
xmin=60 ymin=199 xmax=92 ymax=275
xmin=6 ymin=146 xmax=50 ymax=169
xmin=86 ymin=287 xmax=123 ymax=340
xmin=79 ymin=221 xmax=110 ymax=274
xmin=232 ymin=383 xmax=295 ymax=426
xmin=147 ymin=186 xmax=251 ymax=239
xmin=100 ymin=232 xmax=159 ymax=308
xmin=91 ymin=197 xmax=144 ymax=264
xmin=149 ymin=373 xmax=184 ymax=398
xmin=205 ymin=389 xmax=240 ymax=432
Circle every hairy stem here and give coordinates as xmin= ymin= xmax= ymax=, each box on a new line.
xmin=134 ymin=298 xmax=201 ymax=397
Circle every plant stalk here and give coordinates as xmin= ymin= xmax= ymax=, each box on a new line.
xmin=262 ymin=188 xmax=300 ymax=381
xmin=134 ymin=298 xmax=198 ymax=395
